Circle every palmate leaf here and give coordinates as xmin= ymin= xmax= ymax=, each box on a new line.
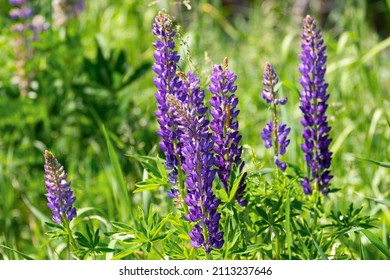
xmin=129 ymin=154 xmax=169 ymax=193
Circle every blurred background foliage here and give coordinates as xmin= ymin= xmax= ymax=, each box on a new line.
xmin=0 ymin=0 xmax=389 ymax=259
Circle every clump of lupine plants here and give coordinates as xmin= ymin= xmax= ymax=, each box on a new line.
xmin=33 ymin=11 xmax=387 ymax=260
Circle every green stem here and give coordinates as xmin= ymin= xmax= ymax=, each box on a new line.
xmin=311 ymin=188 xmax=320 ymax=227
xmin=273 ymin=100 xmax=280 ymax=179
xmin=273 ymin=227 xmax=280 ymax=260
xmin=62 ymin=216 xmax=78 ymax=259
xmin=176 ymin=162 xmax=189 ymax=214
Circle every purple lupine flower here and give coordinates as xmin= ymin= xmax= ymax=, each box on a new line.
xmin=9 ymin=0 xmax=30 ymax=5
xmin=167 ymin=72 xmax=224 ymax=253
xmin=260 ymin=63 xmax=290 ymax=172
xmin=9 ymin=7 xmax=34 ymax=19
xmin=30 ymin=15 xmax=50 ymax=40
xmin=52 ymin=0 xmax=85 ymax=26
xmin=152 ymin=11 xmax=182 ymax=186
xmin=261 ymin=63 xmax=287 ymax=105
xmin=167 ymin=188 xmax=180 ymax=199
xmin=44 ymin=150 xmax=76 ymax=224
xmin=9 ymin=0 xmax=48 ymax=96
xmin=209 ymin=58 xmax=247 ymax=206
xmin=299 ymin=15 xmax=333 ymax=195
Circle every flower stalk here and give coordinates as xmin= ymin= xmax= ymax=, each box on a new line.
xmin=260 ymin=63 xmax=290 ymax=173
xmin=209 ymin=57 xmax=247 ymax=206
xmin=298 ymin=15 xmax=333 ymax=195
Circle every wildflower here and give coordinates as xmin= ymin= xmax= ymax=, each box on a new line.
xmin=152 ymin=11 xmax=182 ymax=186
xmin=44 ymin=150 xmax=76 ymax=224
xmin=260 ymin=63 xmax=290 ymax=172
xmin=52 ymin=0 xmax=85 ymax=26
xmin=298 ymin=15 xmax=333 ymax=195
xmin=9 ymin=0 xmax=48 ymax=96
xmin=167 ymin=72 xmax=224 ymax=253
xmin=209 ymin=58 xmax=247 ymax=206
xmin=9 ymin=0 xmax=29 ymax=5
xmin=9 ymin=7 xmax=34 ymax=19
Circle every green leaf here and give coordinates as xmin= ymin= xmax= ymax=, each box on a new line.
xmin=95 ymin=247 xmax=115 ymax=253
xmin=311 ymin=237 xmax=328 ymax=260
xmin=361 ymin=229 xmax=390 ymax=259
xmin=96 ymin=40 xmax=113 ymax=88
xmin=150 ymin=213 xmax=172 ymax=239
xmin=134 ymin=177 xmax=168 ymax=193
xmin=232 ymin=243 xmax=269 ymax=255
xmin=271 ymin=194 xmax=284 ymax=213
xmin=103 ymin=126 xmax=133 ymax=223
xmin=216 ymin=187 xmax=229 ymax=203
xmin=44 ymin=222 xmax=65 ymax=230
xmin=151 ymin=229 xmax=175 ymax=242
xmin=228 ymin=172 xmax=245 ymax=202
xmin=355 ymin=156 xmax=390 ymax=168
xmin=114 ymin=50 xmax=127 ymax=75
xmin=0 ymin=244 xmax=34 ymax=260
xmin=111 ymin=243 xmax=143 ymax=260
xmin=140 ymin=161 xmax=162 ymax=179
xmin=75 ymin=232 xmax=91 ymax=248
xmin=111 ymin=221 xmax=134 ymax=231
xmin=22 ymin=195 xmax=51 ymax=223
xmin=93 ymin=228 xmax=100 ymax=246
xmin=255 ymin=207 xmax=269 ymax=222
xmin=155 ymin=155 xmax=167 ymax=178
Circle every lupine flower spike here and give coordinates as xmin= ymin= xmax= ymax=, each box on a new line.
xmin=260 ymin=63 xmax=290 ymax=172
xmin=52 ymin=0 xmax=85 ymax=26
xmin=152 ymin=11 xmax=182 ymax=188
xmin=44 ymin=150 xmax=76 ymax=224
xmin=209 ymin=58 xmax=247 ymax=206
xmin=9 ymin=0 xmax=49 ymax=96
xmin=167 ymin=72 xmax=224 ymax=253
xmin=299 ymin=15 xmax=333 ymax=195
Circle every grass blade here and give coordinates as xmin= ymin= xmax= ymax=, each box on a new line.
xmin=361 ymin=229 xmax=390 ymax=259
xmin=0 ymin=244 xmax=34 ymax=260
xmin=102 ymin=126 xmax=133 ymax=224
xmin=355 ymin=157 xmax=390 ymax=169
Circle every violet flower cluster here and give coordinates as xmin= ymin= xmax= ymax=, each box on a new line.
xmin=166 ymin=72 xmax=224 ymax=253
xmin=52 ymin=0 xmax=85 ymax=26
xmin=9 ymin=0 xmax=49 ymax=96
xmin=152 ymin=11 xmax=181 ymax=186
xmin=260 ymin=63 xmax=290 ymax=172
xmin=299 ymin=15 xmax=333 ymax=195
xmin=9 ymin=0 xmax=49 ymax=40
xmin=209 ymin=58 xmax=247 ymax=206
xmin=44 ymin=150 xmax=76 ymax=224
